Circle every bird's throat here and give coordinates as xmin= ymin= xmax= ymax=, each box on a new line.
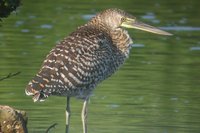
xmin=110 ymin=28 xmax=133 ymax=57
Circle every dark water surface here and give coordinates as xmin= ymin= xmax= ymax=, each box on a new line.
xmin=0 ymin=0 xmax=200 ymax=133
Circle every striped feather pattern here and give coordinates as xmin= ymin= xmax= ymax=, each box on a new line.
xmin=25 ymin=9 xmax=133 ymax=101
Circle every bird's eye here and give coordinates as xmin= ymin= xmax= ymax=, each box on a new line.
xmin=121 ymin=17 xmax=126 ymax=22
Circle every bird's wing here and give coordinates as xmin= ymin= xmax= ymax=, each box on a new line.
xmin=25 ymin=26 xmax=117 ymax=100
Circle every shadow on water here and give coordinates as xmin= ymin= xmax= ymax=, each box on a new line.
xmin=0 ymin=0 xmax=200 ymax=133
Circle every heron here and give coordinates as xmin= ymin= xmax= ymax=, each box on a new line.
xmin=25 ymin=8 xmax=172 ymax=133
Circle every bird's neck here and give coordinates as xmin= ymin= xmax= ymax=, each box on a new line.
xmin=110 ymin=28 xmax=133 ymax=57
xmin=87 ymin=19 xmax=133 ymax=57
xmin=87 ymin=18 xmax=110 ymax=33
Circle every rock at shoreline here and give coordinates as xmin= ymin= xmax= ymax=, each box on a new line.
xmin=0 ymin=105 xmax=28 ymax=133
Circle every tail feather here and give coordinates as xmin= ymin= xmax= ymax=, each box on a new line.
xmin=32 ymin=92 xmax=48 ymax=102
xmin=25 ymin=74 xmax=50 ymax=102
xmin=25 ymin=82 xmax=39 ymax=96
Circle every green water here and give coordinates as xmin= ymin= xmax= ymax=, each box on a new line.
xmin=0 ymin=0 xmax=200 ymax=133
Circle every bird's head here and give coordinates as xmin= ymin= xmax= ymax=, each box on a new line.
xmin=92 ymin=8 xmax=172 ymax=36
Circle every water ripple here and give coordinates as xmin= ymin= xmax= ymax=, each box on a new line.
xmin=160 ymin=26 xmax=200 ymax=31
xmin=141 ymin=12 xmax=155 ymax=20
xmin=82 ymin=14 xmax=95 ymax=20
xmin=40 ymin=24 xmax=53 ymax=29
xmin=190 ymin=46 xmax=200 ymax=51
xmin=141 ymin=12 xmax=160 ymax=24
xmin=21 ymin=29 xmax=30 ymax=33
xmin=132 ymin=43 xmax=145 ymax=48
xmin=15 ymin=20 xmax=24 ymax=27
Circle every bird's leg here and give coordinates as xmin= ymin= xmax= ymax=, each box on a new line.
xmin=81 ymin=97 xmax=89 ymax=133
xmin=66 ymin=96 xmax=70 ymax=133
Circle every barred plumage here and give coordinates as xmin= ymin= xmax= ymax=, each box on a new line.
xmin=25 ymin=10 xmax=132 ymax=101
xmin=25 ymin=8 xmax=172 ymax=133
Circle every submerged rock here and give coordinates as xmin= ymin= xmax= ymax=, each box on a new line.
xmin=0 ymin=105 xmax=28 ymax=133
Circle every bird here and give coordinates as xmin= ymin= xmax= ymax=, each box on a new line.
xmin=25 ymin=8 xmax=172 ymax=133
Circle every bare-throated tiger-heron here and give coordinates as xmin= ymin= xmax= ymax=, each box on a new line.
xmin=25 ymin=8 xmax=172 ymax=133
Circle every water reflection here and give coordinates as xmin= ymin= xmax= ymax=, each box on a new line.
xmin=190 ymin=46 xmax=200 ymax=51
xmin=141 ymin=12 xmax=160 ymax=24
xmin=15 ymin=20 xmax=25 ymax=27
xmin=34 ymin=35 xmax=44 ymax=39
xmin=160 ymin=26 xmax=200 ymax=31
xmin=40 ymin=24 xmax=53 ymax=29
xmin=132 ymin=44 xmax=145 ymax=48
xmin=21 ymin=29 xmax=30 ymax=33
xmin=82 ymin=14 xmax=95 ymax=20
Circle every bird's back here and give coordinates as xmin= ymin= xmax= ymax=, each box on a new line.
xmin=25 ymin=25 xmax=128 ymax=102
